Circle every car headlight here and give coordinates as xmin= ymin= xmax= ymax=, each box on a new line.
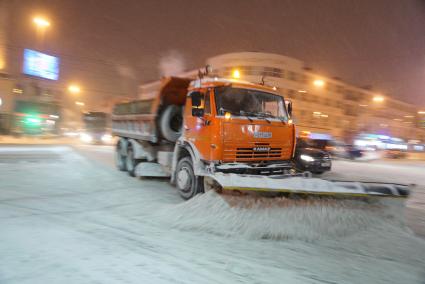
xmin=101 ymin=134 xmax=112 ymax=142
xmin=300 ymin=154 xmax=315 ymax=162
xmin=80 ymin=133 xmax=93 ymax=143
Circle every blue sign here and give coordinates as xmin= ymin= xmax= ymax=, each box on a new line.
xmin=22 ymin=49 xmax=60 ymax=80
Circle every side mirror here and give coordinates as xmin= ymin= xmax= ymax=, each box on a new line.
xmin=286 ymin=101 xmax=293 ymax=117
xmin=192 ymin=108 xmax=204 ymax=117
xmin=191 ymin=91 xmax=202 ymax=107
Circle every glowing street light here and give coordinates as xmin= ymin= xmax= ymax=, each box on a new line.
xmin=373 ymin=96 xmax=385 ymax=103
xmin=232 ymin=69 xmax=240 ymax=79
xmin=75 ymin=101 xmax=85 ymax=106
xmin=68 ymin=85 xmax=81 ymax=95
xmin=313 ymin=79 xmax=325 ymax=87
xmin=33 ymin=17 xmax=50 ymax=28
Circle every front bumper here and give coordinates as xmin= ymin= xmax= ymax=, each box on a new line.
xmin=214 ymin=161 xmax=293 ymax=176
xmin=300 ymin=160 xmax=331 ymax=172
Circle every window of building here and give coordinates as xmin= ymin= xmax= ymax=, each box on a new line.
xmin=336 ymin=85 xmax=345 ymax=93
xmin=288 ymin=71 xmax=297 ymax=81
xmin=344 ymin=105 xmax=356 ymax=116
xmin=287 ymin=89 xmax=295 ymax=99
xmin=299 ymin=92 xmax=307 ymax=101
xmin=345 ymin=90 xmax=357 ymax=101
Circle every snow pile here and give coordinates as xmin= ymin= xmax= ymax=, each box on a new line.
xmin=153 ymin=191 xmax=408 ymax=242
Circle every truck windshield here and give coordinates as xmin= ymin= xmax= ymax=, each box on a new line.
xmin=83 ymin=113 xmax=109 ymax=131
xmin=214 ymin=86 xmax=288 ymax=120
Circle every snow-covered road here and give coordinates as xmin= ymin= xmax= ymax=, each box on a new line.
xmin=0 ymin=145 xmax=424 ymax=284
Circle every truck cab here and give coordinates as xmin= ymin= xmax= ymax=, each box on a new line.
xmin=184 ymin=78 xmax=295 ymax=168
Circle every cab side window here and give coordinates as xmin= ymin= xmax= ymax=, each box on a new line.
xmin=204 ymin=92 xmax=211 ymax=114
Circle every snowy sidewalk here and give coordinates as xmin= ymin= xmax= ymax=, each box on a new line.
xmin=0 ymin=145 xmax=424 ymax=284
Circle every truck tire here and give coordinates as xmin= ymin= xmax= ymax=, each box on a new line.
xmin=160 ymin=105 xmax=183 ymax=142
xmin=115 ymin=140 xmax=127 ymax=171
xmin=126 ymin=144 xmax=138 ymax=177
xmin=175 ymin=157 xmax=204 ymax=200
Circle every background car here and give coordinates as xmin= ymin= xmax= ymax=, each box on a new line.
xmin=325 ymin=141 xmax=362 ymax=160
xmin=294 ymin=138 xmax=332 ymax=174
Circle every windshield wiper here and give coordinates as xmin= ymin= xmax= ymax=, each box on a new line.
xmin=254 ymin=112 xmax=272 ymax=123
xmin=240 ymin=110 xmax=271 ymax=123
xmin=239 ymin=110 xmax=254 ymax=122
xmin=257 ymin=112 xmax=288 ymax=124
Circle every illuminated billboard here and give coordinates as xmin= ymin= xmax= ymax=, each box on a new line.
xmin=22 ymin=49 xmax=60 ymax=80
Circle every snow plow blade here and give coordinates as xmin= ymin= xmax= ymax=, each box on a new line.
xmin=211 ymin=173 xmax=410 ymax=199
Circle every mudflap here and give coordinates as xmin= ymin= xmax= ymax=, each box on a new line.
xmin=204 ymin=173 xmax=411 ymax=200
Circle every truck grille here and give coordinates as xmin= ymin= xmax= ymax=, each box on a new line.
xmin=223 ymin=143 xmax=289 ymax=162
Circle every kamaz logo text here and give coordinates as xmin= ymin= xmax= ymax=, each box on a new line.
xmin=253 ymin=131 xmax=272 ymax=138
xmin=253 ymin=147 xmax=271 ymax=152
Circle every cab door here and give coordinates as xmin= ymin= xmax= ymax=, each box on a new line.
xmin=183 ymin=90 xmax=213 ymax=160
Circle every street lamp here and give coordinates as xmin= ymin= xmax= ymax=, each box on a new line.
xmin=232 ymin=69 xmax=240 ymax=79
xmin=33 ymin=17 xmax=50 ymax=28
xmin=68 ymin=85 xmax=81 ymax=95
xmin=313 ymin=79 xmax=325 ymax=87
xmin=33 ymin=16 xmax=50 ymax=48
xmin=373 ymin=96 xmax=385 ymax=103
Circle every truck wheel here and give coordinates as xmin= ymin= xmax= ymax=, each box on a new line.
xmin=175 ymin=157 xmax=204 ymax=200
xmin=160 ymin=105 xmax=183 ymax=142
xmin=115 ymin=141 xmax=127 ymax=171
xmin=126 ymin=144 xmax=138 ymax=177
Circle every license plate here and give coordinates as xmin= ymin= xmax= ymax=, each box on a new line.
xmin=321 ymin=162 xmax=330 ymax=167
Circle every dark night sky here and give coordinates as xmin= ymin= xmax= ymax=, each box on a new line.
xmin=4 ymin=0 xmax=425 ymax=106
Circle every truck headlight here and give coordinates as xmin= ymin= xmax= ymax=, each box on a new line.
xmin=80 ymin=133 xmax=93 ymax=143
xmin=101 ymin=134 xmax=112 ymax=142
xmin=300 ymin=154 xmax=315 ymax=162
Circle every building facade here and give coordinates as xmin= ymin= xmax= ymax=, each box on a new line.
xmin=204 ymin=52 xmax=424 ymax=142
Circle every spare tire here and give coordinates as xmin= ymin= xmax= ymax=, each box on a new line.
xmin=160 ymin=105 xmax=183 ymax=142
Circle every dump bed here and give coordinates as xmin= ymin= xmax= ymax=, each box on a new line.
xmin=112 ymin=77 xmax=191 ymax=142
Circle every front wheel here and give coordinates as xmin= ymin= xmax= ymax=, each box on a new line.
xmin=175 ymin=157 xmax=204 ymax=200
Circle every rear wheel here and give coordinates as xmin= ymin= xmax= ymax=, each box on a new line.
xmin=175 ymin=157 xmax=204 ymax=200
xmin=115 ymin=141 xmax=127 ymax=171
xmin=126 ymin=144 xmax=138 ymax=177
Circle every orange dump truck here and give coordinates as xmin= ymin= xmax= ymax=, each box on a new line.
xmin=112 ymin=74 xmax=409 ymax=200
